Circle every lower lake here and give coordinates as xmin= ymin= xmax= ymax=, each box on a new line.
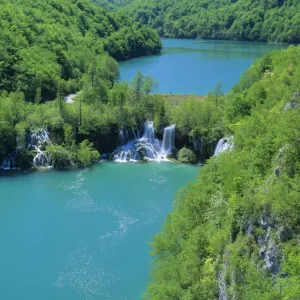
xmin=0 ymin=162 xmax=198 ymax=300
xmin=119 ymin=38 xmax=287 ymax=95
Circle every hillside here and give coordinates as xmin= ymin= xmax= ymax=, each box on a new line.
xmin=112 ymin=0 xmax=300 ymax=43
xmin=145 ymin=45 xmax=300 ymax=299
xmin=0 ymin=0 xmax=161 ymax=101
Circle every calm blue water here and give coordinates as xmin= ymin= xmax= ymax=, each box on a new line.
xmin=0 ymin=163 xmax=198 ymax=299
xmin=119 ymin=39 xmax=287 ymax=94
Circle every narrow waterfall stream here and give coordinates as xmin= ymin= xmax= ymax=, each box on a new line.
xmin=0 ymin=156 xmax=16 ymax=170
xmin=28 ymin=129 xmax=52 ymax=168
xmin=161 ymin=124 xmax=176 ymax=154
xmin=214 ymin=136 xmax=234 ymax=155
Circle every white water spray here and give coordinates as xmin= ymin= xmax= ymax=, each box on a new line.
xmin=28 ymin=129 xmax=52 ymax=168
xmin=214 ymin=136 xmax=234 ymax=156
xmin=161 ymin=124 xmax=176 ymax=154
xmin=113 ymin=121 xmax=176 ymax=163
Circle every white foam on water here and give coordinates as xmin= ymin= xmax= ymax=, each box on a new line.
xmin=149 ymin=175 xmax=167 ymax=184
xmin=140 ymin=200 xmax=161 ymax=225
xmin=60 ymin=169 xmax=109 ymax=213
xmin=55 ymin=245 xmax=120 ymax=299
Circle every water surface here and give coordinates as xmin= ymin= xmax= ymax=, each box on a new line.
xmin=119 ymin=39 xmax=287 ymax=94
xmin=0 ymin=162 xmax=198 ymax=299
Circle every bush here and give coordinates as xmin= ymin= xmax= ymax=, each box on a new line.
xmin=177 ymin=147 xmax=197 ymax=164
xmin=75 ymin=140 xmax=100 ymax=166
xmin=46 ymin=145 xmax=72 ymax=169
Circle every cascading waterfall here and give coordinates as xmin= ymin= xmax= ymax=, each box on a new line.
xmin=28 ymin=129 xmax=52 ymax=168
xmin=142 ymin=121 xmax=155 ymax=141
xmin=113 ymin=121 xmax=176 ymax=163
xmin=118 ymin=126 xmax=141 ymax=146
xmin=214 ymin=136 xmax=234 ymax=155
xmin=0 ymin=156 xmax=16 ymax=170
xmin=161 ymin=124 xmax=176 ymax=154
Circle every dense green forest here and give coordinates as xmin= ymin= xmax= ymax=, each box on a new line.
xmin=101 ymin=0 xmax=300 ymax=43
xmin=0 ymin=0 xmax=161 ymax=101
xmin=145 ymin=45 xmax=300 ymax=299
xmin=0 ymin=0 xmax=226 ymax=170
xmin=0 ymin=0 xmax=165 ymax=168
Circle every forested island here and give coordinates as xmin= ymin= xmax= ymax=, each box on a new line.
xmin=1 ymin=0 xmax=300 ymax=299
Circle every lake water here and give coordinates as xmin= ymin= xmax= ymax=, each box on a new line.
xmin=0 ymin=162 xmax=198 ymax=300
xmin=119 ymin=39 xmax=287 ymax=95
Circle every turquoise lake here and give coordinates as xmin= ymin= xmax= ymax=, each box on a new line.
xmin=119 ymin=38 xmax=287 ymax=95
xmin=0 ymin=163 xmax=199 ymax=299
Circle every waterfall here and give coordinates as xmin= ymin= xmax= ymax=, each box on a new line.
xmin=0 ymin=156 xmax=16 ymax=170
xmin=113 ymin=121 xmax=174 ymax=163
xmin=28 ymin=129 xmax=52 ymax=168
xmin=161 ymin=124 xmax=176 ymax=154
xmin=142 ymin=121 xmax=155 ymax=141
xmin=32 ymin=146 xmax=50 ymax=168
xmin=214 ymin=136 xmax=234 ymax=155
xmin=118 ymin=126 xmax=141 ymax=146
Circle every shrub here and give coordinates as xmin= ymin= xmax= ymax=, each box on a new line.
xmin=177 ymin=147 xmax=197 ymax=164
xmin=46 ymin=145 xmax=71 ymax=169
xmin=75 ymin=140 xmax=99 ymax=166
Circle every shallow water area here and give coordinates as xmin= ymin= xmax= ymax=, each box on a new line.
xmin=0 ymin=162 xmax=198 ymax=299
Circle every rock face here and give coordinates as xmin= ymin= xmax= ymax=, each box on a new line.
xmin=259 ymin=226 xmax=281 ymax=274
xmin=283 ymin=101 xmax=299 ymax=111
xmin=218 ymin=262 xmax=229 ymax=300
xmin=217 ymin=211 xmax=295 ymax=299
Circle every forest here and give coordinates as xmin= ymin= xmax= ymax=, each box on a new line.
xmin=0 ymin=0 xmax=164 ymax=168
xmin=98 ymin=0 xmax=300 ymax=43
xmin=145 ymin=45 xmax=300 ymax=299
xmin=0 ymin=0 xmax=227 ymax=170
xmin=0 ymin=0 xmax=161 ymax=102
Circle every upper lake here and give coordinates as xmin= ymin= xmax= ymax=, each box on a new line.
xmin=119 ymin=38 xmax=287 ymax=95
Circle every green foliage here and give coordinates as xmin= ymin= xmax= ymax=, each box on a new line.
xmin=145 ymin=45 xmax=300 ymax=299
xmin=75 ymin=140 xmax=100 ymax=166
xmin=0 ymin=0 xmax=161 ymax=102
xmin=177 ymin=147 xmax=197 ymax=164
xmin=171 ymin=93 xmax=225 ymax=146
xmin=46 ymin=145 xmax=71 ymax=169
xmin=0 ymin=121 xmax=16 ymax=161
xmin=15 ymin=148 xmax=34 ymax=170
xmin=112 ymin=0 xmax=300 ymax=43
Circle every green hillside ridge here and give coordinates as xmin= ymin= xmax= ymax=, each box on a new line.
xmin=100 ymin=0 xmax=300 ymax=43
xmin=0 ymin=0 xmax=161 ymax=102
xmin=145 ymin=45 xmax=300 ymax=299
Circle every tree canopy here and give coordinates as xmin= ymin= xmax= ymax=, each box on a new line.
xmin=0 ymin=0 xmax=162 ymax=102
xmin=102 ymin=0 xmax=300 ymax=43
xmin=145 ymin=44 xmax=300 ymax=299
